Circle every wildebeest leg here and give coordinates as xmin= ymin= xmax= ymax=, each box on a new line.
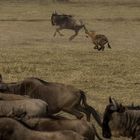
xmin=76 ymin=105 xmax=91 ymax=121
xmin=97 ymin=45 xmax=103 ymax=51
xmin=53 ymin=27 xmax=64 ymax=37
xmin=101 ymin=44 xmax=105 ymax=51
xmin=69 ymin=31 xmax=78 ymax=41
xmin=64 ymin=108 xmax=84 ymax=119
xmin=93 ymin=42 xmax=99 ymax=50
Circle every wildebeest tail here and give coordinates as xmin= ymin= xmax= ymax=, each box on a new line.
xmin=79 ymin=90 xmax=89 ymax=107
xmin=92 ymin=124 xmax=103 ymax=140
xmin=80 ymin=91 xmax=102 ymax=126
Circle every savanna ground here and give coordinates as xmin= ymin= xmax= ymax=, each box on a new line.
xmin=0 ymin=0 xmax=140 ymax=139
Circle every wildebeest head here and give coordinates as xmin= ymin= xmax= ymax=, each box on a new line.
xmin=102 ymin=97 xmax=125 ymax=138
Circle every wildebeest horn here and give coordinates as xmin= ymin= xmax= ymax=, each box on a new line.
xmin=109 ymin=97 xmax=118 ymax=104
xmin=112 ymin=98 xmax=119 ymax=106
xmin=109 ymin=96 xmax=113 ymax=103
xmin=109 ymin=97 xmax=118 ymax=110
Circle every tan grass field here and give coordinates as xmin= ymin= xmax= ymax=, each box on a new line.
xmin=0 ymin=0 xmax=140 ymax=139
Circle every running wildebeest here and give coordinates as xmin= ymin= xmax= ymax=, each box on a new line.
xmin=51 ymin=11 xmax=85 ymax=41
xmin=0 ymin=99 xmax=48 ymax=118
xmin=0 ymin=74 xmax=102 ymax=126
xmin=102 ymin=97 xmax=140 ymax=140
xmin=23 ymin=117 xmax=103 ymax=140
xmin=0 ymin=117 xmax=87 ymax=140
xmin=83 ymin=26 xmax=111 ymax=51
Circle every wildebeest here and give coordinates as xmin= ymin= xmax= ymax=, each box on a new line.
xmin=23 ymin=117 xmax=103 ymax=140
xmin=0 ymin=117 xmax=87 ymax=140
xmin=102 ymin=97 xmax=140 ymax=140
xmin=83 ymin=26 xmax=111 ymax=51
xmin=51 ymin=11 xmax=85 ymax=41
xmin=0 ymin=74 xmax=102 ymax=126
xmin=0 ymin=99 xmax=47 ymax=118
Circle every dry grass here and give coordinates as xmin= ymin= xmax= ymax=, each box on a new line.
xmin=0 ymin=1 xmax=140 ymax=139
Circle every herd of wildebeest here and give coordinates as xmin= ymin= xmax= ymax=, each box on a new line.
xmin=0 ymin=11 xmax=139 ymax=140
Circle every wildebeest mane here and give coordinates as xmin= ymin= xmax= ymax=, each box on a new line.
xmin=126 ymin=104 xmax=140 ymax=110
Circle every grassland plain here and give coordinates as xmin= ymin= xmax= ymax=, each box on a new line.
xmin=0 ymin=0 xmax=140 ymax=139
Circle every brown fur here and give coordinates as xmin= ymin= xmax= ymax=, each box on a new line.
xmin=83 ymin=26 xmax=111 ymax=51
xmin=0 ymin=75 xmax=102 ymax=126
xmin=51 ymin=12 xmax=84 ymax=41
xmin=102 ymin=98 xmax=140 ymax=140
xmin=0 ymin=99 xmax=47 ymax=118
xmin=0 ymin=93 xmax=29 ymax=100
xmin=23 ymin=117 xmax=103 ymax=140
xmin=0 ymin=117 xmax=87 ymax=140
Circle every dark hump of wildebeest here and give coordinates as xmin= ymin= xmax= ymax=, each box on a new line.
xmin=51 ymin=12 xmax=73 ymax=26
xmin=102 ymin=97 xmax=140 ymax=140
xmin=0 ymin=75 xmax=102 ymax=127
xmin=0 ymin=117 xmax=87 ymax=140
